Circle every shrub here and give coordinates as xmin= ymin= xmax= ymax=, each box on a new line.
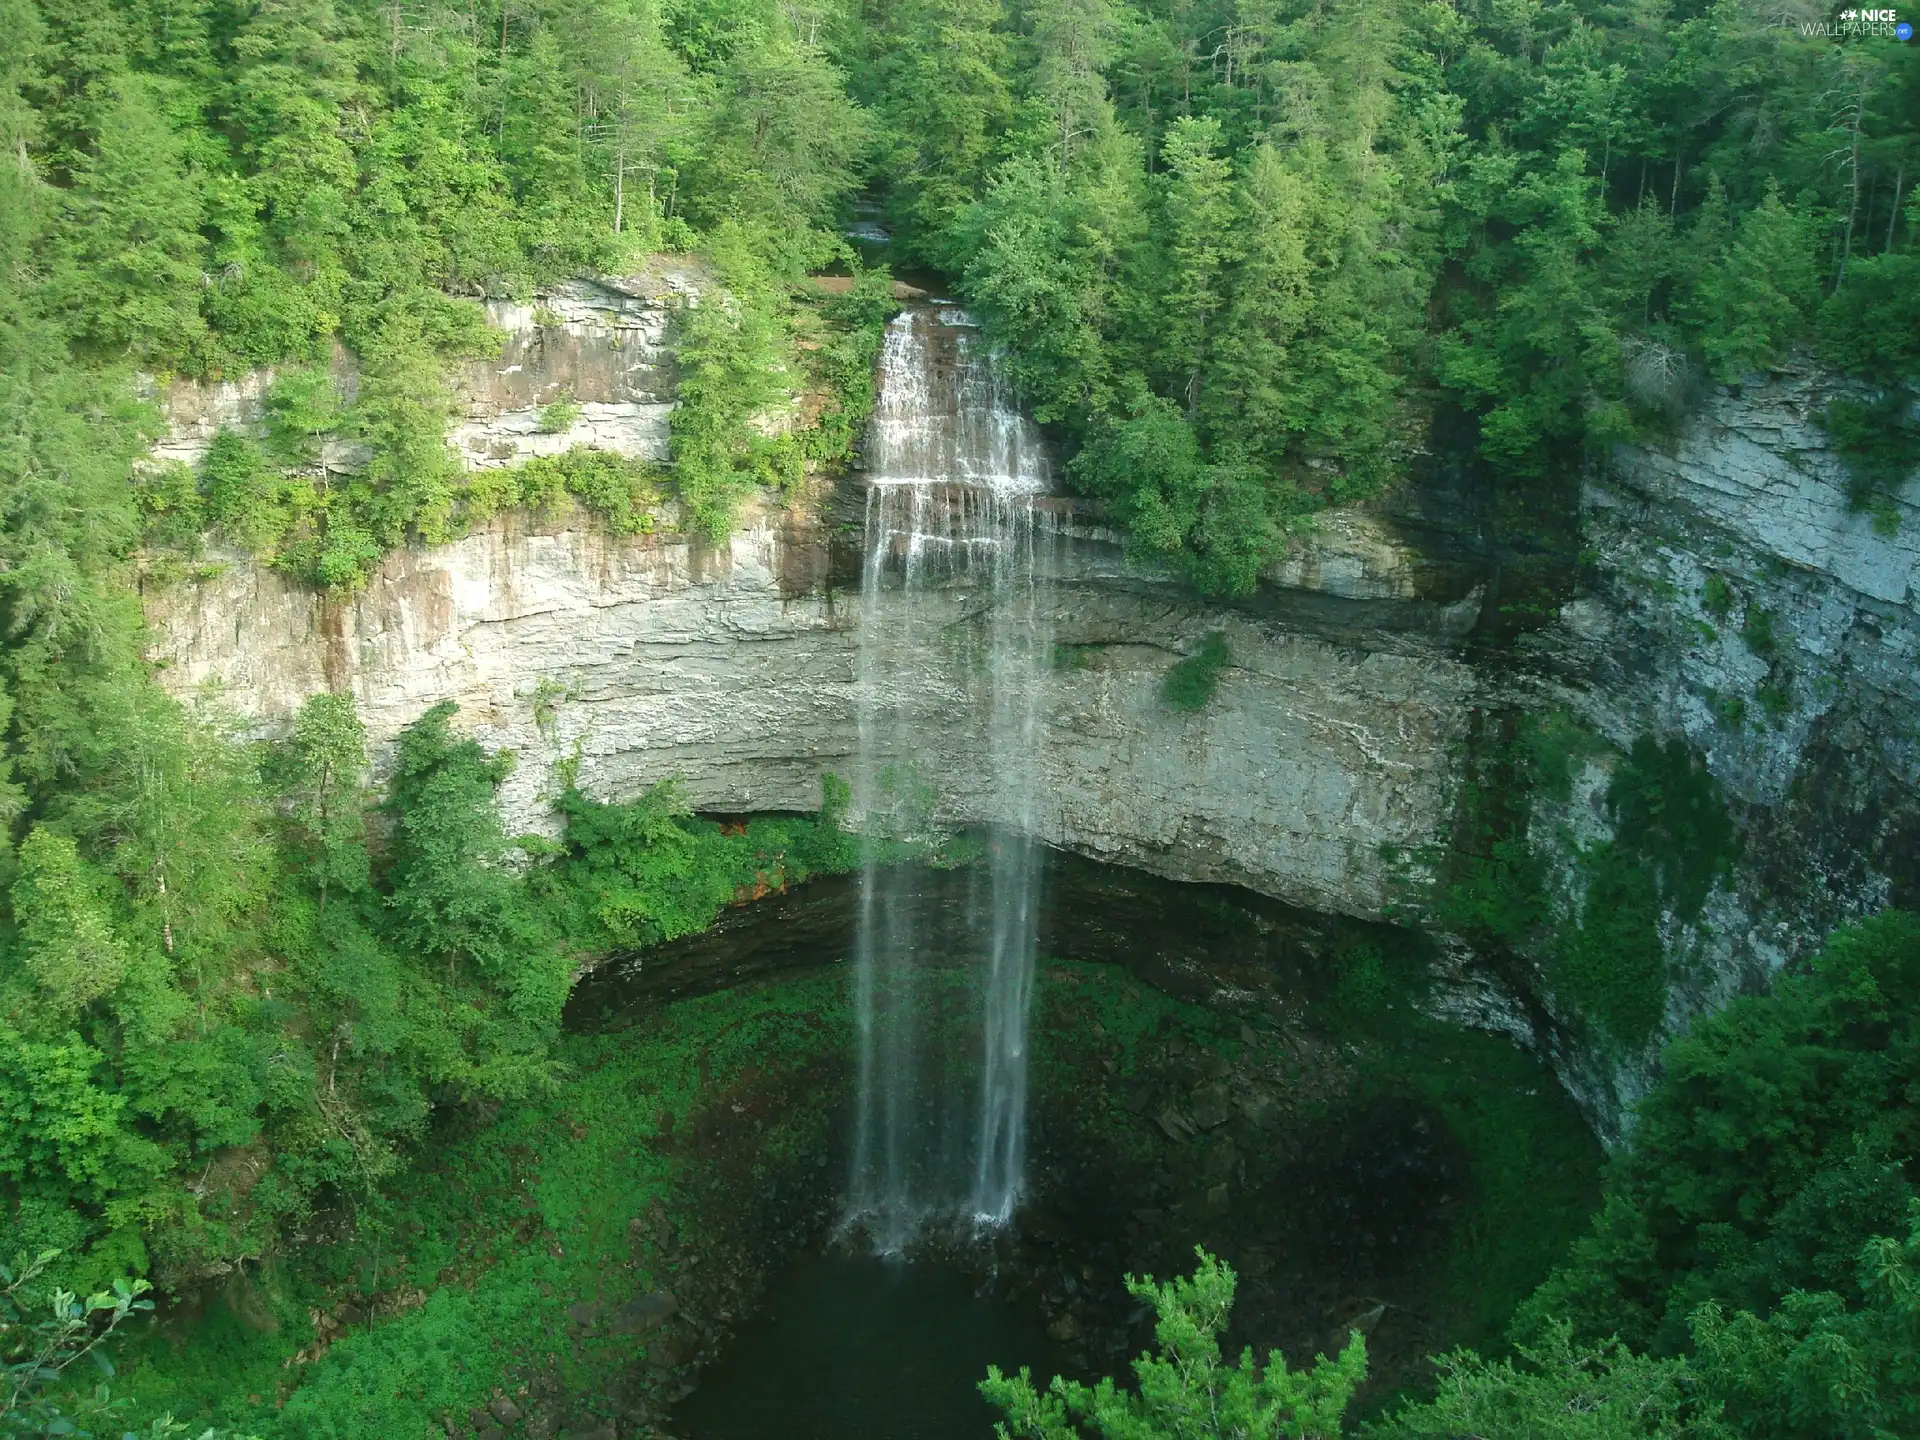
xmin=1554 ymin=842 xmax=1666 ymax=1049
xmin=1161 ymin=632 xmax=1232 ymax=711
xmin=536 ymin=393 xmax=582 ymax=434
xmin=1701 ymin=574 xmax=1734 ymax=620
xmin=982 ymin=1248 xmax=1368 ymax=1439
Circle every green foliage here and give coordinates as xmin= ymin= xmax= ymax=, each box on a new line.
xmin=1524 ymin=910 xmax=1920 ymax=1355
xmin=1739 ymin=605 xmax=1776 ymax=662
xmin=7 ymin=0 xmax=896 ymax=594
xmin=792 ymin=268 xmax=900 ymax=464
xmin=4 ymin=1250 xmax=158 ymax=1438
xmin=849 ymin=0 xmax=1920 ymax=582
xmin=535 ymin=393 xmax=582 ymax=435
xmin=1694 ymin=185 xmax=1818 ymax=383
xmin=1470 ymin=910 xmax=1920 ymax=1440
xmin=1518 ymin=709 xmax=1607 ymax=806
xmin=1822 ymin=390 xmax=1918 ymax=535
xmin=1159 ymin=632 xmax=1231 ymax=711
xmin=201 ymin=432 xmax=301 ymax=556
xmin=465 ymin=449 xmax=661 ymax=536
xmin=1558 ymin=734 xmax=1736 ymax=1047
xmin=1814 ymin=246 xmax=1920 ymax=534
xmin=1701 ymin=575 xmax=1734 ymax=622
xmin=1816 ymin=254 xmax=1920 ymax=381
xmin=0 ymin=658 xmax=861 ymax=1309
xmin=1437 ymin=724 xmax=1732 ymax=1051
xmin=1689 ymin=1200 xmax=1920 ymax=1440
xmin=116 ymin=969 xmax=852 ymax=1437
xmin=1604 ymin=737 xmax=1737 ymax=925
xmin=982 ymin=1248 xmax=1368 ymax=1439
xmin=662 ymin=237 xmax=801 ymax=541
xmin=1554 ymin=842 xmax=1665 ymax=1049
xmin=1371 ymin=1322 xmax=1712 ymax=1439
xmin=378 ymin=703 xmax=569 ymax=1099
xmin=534 ymin=778 xmax=857 ymax=952
xmin=1330 ymin=941 xmax=1392 ymax=1019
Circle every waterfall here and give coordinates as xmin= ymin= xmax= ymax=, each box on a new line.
xmin=847 ymin=304 xmax=1055 ymax=1250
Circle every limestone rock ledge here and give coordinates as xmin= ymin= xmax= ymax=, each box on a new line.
xmin=146 ymin=269 xmax=696 ymax=477
xmin=139 ymin=304 xmax=1920 ymax=1140
xmin=143 ymin=496 xmax=1478 ymax=925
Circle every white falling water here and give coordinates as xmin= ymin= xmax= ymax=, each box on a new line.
xmin=847 ymin=304 xmax=1055 ymax=1250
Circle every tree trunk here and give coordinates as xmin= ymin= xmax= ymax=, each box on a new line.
xmin=1836 ymin=92 xmax=1864 ymax=290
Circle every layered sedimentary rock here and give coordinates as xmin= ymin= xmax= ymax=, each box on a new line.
xmin=1522 ymin=368 xmax=1919 ymax=1121
xmin=147 ymin=270 xmax=696 ymax=476
xmin=144 ymin=493 xmax=1481 ymax=925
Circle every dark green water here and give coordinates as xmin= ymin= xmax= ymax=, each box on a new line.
xmin=673 ymin=1252 xmax=1067 ymax=1440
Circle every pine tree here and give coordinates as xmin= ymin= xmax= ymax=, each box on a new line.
xmin=55 ymin=76 xmax=209 ymax=367
xmin=9 ymin=828 xmax=129 ymax=1021
xmin=1155 ymin=115 xmax=1234 ymax=415
xmin=1199 ymin=143 xmax=1314 ymax=466
xmin=1696 ymin=184 xmax=1818 ymax=381
xmin=863 ymin=0 xmax=1013 ymax=254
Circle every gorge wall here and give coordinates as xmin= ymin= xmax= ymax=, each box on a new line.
xmin=140 ymin=287 xmax=1919 ymax=1136
xmin=1519 ymin=369 xmax=1920 ymax=1118
xmin=143 ymin=495 xmax=1484 ymax=925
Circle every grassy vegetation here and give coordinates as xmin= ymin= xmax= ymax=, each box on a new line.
xmin=1361 ymin=1017 xmax=1601 ymax=1349
xmin=1033 ymin=952 xmax=1602 ymax=1354
xmin=99 ymin=924 xmax=1601 ymax=1434
xmin=115 ymin=968 xmax=854 ymax=1437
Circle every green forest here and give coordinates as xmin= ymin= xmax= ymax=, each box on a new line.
xmin=3 ymin=0 xmax=1919 ymax=1430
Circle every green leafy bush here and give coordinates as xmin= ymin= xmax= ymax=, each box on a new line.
xmin=1160 ymin=632 xmax=1232 ymax=711
xmin=1553 ymin=842 xmax=1666 ymax=1048
xmin=466 ymin=449 xmax=661 ymax=535
xmin=1701 ymin=575 xmax=1734 ymax=621
xmin=1604 ymin=736 xmax=1738 ymax=924
xmin=536 ymin=393 xmax=582 ymax=434
xmin=534 ymin=778 xmax=857 ymax=952
xmin=1524 ymin=910 xmax=1920 ymax=1354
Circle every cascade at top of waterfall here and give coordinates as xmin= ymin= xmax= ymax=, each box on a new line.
xmin=865 ymin=306 xmax=1052 ymax=496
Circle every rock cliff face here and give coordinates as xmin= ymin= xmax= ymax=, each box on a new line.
xmin=141 ymin=298 xmax=1918 ymax=1136
xmin=144 ymin=496 xmax=1483 ymax=924
xmin=148 ymin=270 xmax=695 ymax=476
xmin=1573 ymin=369 xmax=1917 ymax=914
xmin=1519 ymin=368 xmax=1919 ymax=1123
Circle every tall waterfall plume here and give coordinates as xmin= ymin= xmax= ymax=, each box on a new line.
xmin=847 ymin=304 xmax=1056 ymax=1250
